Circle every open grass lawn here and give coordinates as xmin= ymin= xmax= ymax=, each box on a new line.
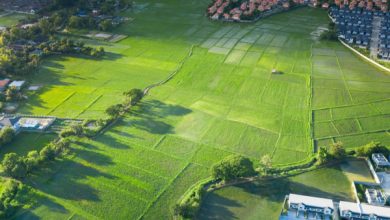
xmin=0 ymin=132 xmax=56 ymax=159
xmin=9 ymin=0 xmax=390 ymax=219
xmin=0 ymin=12 xmax=27 ymax=27
xmin=198 ymin=162 xmax=357 ymax=220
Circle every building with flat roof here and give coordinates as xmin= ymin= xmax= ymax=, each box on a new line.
xmin=339 ymin=201 xmax=390 ymax=219
xmin=365 ymin=188 xmax=387 ymax=206
xmin=372 ymin=153 xmax=390 ymax=168
xmin=286 ymin=194 xmax=334 ymax=219
xmin=8 ymin=81 xmax=26 ymax=91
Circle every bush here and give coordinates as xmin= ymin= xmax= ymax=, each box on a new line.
xmin=0 ymin=126 xmax=16 ymax=145
xmin=0 ymin=179 xmax=25 ymax=219
xmin=174 ymin=179 xmax=211 ymax=218
xmin=356 ymin=142 xmax=388 ymax=157
xmin=211 ymin=155 xmax=256 ymax=181
xmin=1 ymin=153 xmax=27 ymax=179
xmin=329 ymin=142 xmax=346 ymax=160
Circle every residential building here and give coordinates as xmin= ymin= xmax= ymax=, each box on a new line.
xmin=365 ymin=188 xmax=387 ymax=206
xmin=287 ymin=194 xmax=334 ymax=218
xmin=0 ymin=79 xmax=10 ymax=92
xmin=8 ymin=81 xmax=26 ymax=91
xmin=339 ymin=201 xmax=390 ymax=219
xmin=372 ymin=153 xmax=390 ymax=168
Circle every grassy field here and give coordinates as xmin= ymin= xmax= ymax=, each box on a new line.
xmin=0 ymin=12 xmax=27 ymax=27
xmin=8 ymin=0 xmax=390 ymax=219
xmin=0 ymin=133 xmax=56 ymax=159
xmin=198 ymin=161 xmax=367 ymax=219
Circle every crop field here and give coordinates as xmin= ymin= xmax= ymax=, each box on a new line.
xmin=0 ymin=12 xmax=27 ymax=27
xmin=198 ymin=163 xmax=357 ymax=219
xmin=9 ymin=0 xmax=390 ymax=219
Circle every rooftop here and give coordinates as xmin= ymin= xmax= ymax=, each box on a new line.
xmin=289 ymin=194 xmax=334 ymax=209
xmin=339 ymin=201 xmax=390 ymax=218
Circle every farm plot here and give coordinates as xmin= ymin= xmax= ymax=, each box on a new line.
xmin=0 ymin=12 xmax=26 ymax=27
xmin=12 ymin=1 xmax=390 ymax=219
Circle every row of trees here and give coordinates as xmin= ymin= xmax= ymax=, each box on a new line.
xmin=0 ymin=179 xmax=25 ymax=219
xmin=105 ymin=88 xmax=144 ymax=118
xmin=38 ymin=39 xmax=105 ymax=57
xmin=1 ymin=138 xmax=70 ymax=179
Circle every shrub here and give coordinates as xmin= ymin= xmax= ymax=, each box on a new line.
xmin=356 ymin=142 xmax=388 ymax=157
xmin=0 ymin=126 xmax=16 ymax=145
xmin=329 ymin=142 xmax=346 ymax=160
xmin=211 ymin=155 xmax=256 ymax=181
xmin=1 ymin=153 xmax=27 ymax=179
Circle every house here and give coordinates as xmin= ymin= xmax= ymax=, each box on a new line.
xmin=365 ymin=188 xmax=387 ymax=206
xmin=15 ymin=117 xmax=56 ymax=131
xmin=287 ymin=194 xmax=334 ymax=218
xmin=372 ymin=153 xmax=390 ymax=168
xmin=0 ymin=79 xmax=11 ymax=92
xmin=0 ymin=116 xmax=20 ymax=131
xmin=8 ymin=81 xmax=26 ymax=91
xmin=339 ymin=201 xmax=390 ymax=219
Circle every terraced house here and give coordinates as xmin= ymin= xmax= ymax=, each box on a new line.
xmin=285 ymin=194 xmax=334 ymax=219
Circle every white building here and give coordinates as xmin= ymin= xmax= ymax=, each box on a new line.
xmin=365 ymin=188 xmax=387 ymax=206
xmin=339 ymin=201 xmax=390 ymax=220
xmin=372 ymin=153 xmax=390 ymax=168
xmin=8 ymin=81 xmax=25 ymax=91
xmin=287 ymin=194 xmax=334 ymax=218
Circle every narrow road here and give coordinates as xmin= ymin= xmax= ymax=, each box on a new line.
xmin=370 ymin=16 xmax=383 ymax=58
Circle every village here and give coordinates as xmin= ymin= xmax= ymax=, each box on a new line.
xmin=207 ymin=0 xmax=390 ymax=61
xmin=280 ymin=154 xmax=390 ymax=220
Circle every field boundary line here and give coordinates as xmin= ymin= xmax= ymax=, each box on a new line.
xmin=335 ymin=52 xmax=354 ymax=104
xmin=312 ymin=98 xmax=390 ymax=111
xmin=143 ymin=45 xmax=195 ymax=95
xmin=152 ymin=135 xmax=166 ymax=149
xmin=338 ymin=39 xmax=390 ymax=74
xmin=315 ymin=128 xmax=389 ymax=140
xmin=76 ymin=94 xmax=103 ymax=117
xmin=46 ymin=92 xmax=76 ymax=115
xmin=314 ymin=112 xmax=389 ymax=123
xmin=137 ymin=163 xmax=191 ymax=220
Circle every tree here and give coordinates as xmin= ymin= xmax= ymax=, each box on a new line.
xmin=329 ymin=142 xmax=346 ymax=160
xmin=105 ymin=104 xmax=123 ymax=118
xmin=212 ymin=155 xmax=256 ymax=181
xmin=24 ymin=151 xmax=40 ymax=172
xmin=0 ymin=127 xmax=15 ymax=145
xmin=259 ymin=154 xmax=272 ymax=175
xmin=356 ymin=142 xmax=388 ymax=157
xmin=99 ymin=19 xmax=113 ymax=31
xmin=1 ymin=153 xmax=27 ymax=178
xmin=317 ymin=147 xmax=329 ymax=165
xmin=39 ymin=145 xmax=56 ymax=161
xmin=123 ymin=88 xmax=143 ymax=105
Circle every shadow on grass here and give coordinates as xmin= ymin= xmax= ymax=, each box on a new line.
xmin=198 ymin=166 xmax=355 ymax=220
xmin=25 ymin=158 xmax=116 ymax=202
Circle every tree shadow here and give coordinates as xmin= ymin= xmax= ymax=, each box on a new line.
xmin=72 ymin=147 xmax=114 ymax=166
xmin=197 ymin=193 xmax=242 ymax=220
xmin=25 ymin=158 xmax=116 ymax=202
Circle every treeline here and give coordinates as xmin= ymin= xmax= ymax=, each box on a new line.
xmin=1 ymin=138 xmax=70 ymax=179
xmin=0 ymin=18 xmax=105 ymax=77
xmin=50 ymin=0 xmax=132 ymax=14
xmin=0 ymin=179 xmax=26 ymax=219
xmin=175 ymin=140 xmax=389 ymax=218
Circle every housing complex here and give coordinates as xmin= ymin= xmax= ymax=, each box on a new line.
xmin=281 ymin=156 xmax=390 ymax=219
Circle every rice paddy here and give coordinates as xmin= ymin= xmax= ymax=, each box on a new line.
xmin=6 ymin=0 xmax=390 ymax=219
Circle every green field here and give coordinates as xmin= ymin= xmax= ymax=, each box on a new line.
xmin=0 ymin=12 xmax=27 ymax=27
xmin=198 ymin=163 xmax=360 ymax=219
xmin=0 ymin=132 xmax=56 ymax=159
xmin=7 ymin=0 xmax=390 ymax=219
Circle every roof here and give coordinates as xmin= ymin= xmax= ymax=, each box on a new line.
xmin=0 ymin=79 xmax=10 ymax=88
xmin=9 ymin=81 xmax=26 ymax=87
xmin=289 ymin=194 xmax=334 ymax=208
xmin=339 ymin=201 xmax=390 ymax=218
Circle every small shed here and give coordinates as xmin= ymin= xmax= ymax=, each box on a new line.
xmin=9 ymin=81 xmax=26 ymax=91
